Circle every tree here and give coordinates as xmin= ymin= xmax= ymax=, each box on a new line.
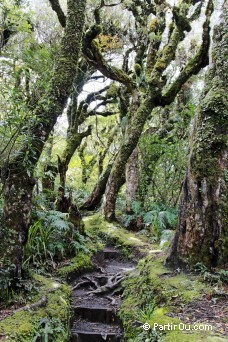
xmin=138 ymin=85 xmax=194 ymax=209
xmin=166 ymin=8 xmax=228 ymax=268
xmin=84 ymin=0 xmax=213 ymax=221
xmin=0 ymin=0 xmax=87 ymax=279
xmin=57 ymin=79 xmax=117 ymax=192
xmin=125 ymin=147 xmax=139 ymax=213
xmin=0 ymin=0 xmax=30 ymax=52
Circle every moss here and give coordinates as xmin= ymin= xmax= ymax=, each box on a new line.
xmin=162 ymin=331 xmax=226 ymax=341
xmin=119 ymin=255 xmax=223 ymax=341
xmin=58 ymin=251 xmax=94 ymax=277
xmin=106 ymin=83 xmax=118 ymax=98
xmin=134 ymin=63 xmax=142 ymax=76
xmin=149 ymin=18 xmax=159 ymax=32
xmin=83 ymin=214 xmax=156 ymax=258
xmin=0 ymin=275 xmax=71 ymax=341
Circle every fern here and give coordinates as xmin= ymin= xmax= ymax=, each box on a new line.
xmin=122 ymin=201 xmax=177 ymax=240
xmin=24 ymin=209 xmax=87 ymax=270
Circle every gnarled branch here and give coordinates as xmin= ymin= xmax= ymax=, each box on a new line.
xmin=160 ymin=0 xmax=213 ymax=106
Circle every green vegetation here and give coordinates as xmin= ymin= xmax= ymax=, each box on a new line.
xmin=122 ymin=201 xmax=177 ymax=241
xmin=83 ymin=214 xmax=155 ymax=257
xmin=0 ymin=275 xmax=71 ymax=341
xmin=119 ymin=255 xmax=226 ymax=341
xmin=24 ymin=210 xmax=88 ymax=270
xmin=0 ymin=0 xmax=227 ymax=341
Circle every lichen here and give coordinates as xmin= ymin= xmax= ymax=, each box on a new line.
xmin=149 ymin=18 xmax=159 ymax=32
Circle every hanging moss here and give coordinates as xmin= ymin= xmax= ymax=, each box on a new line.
xmin=134 ymin=63 xmax=142 ymax=76
xmin=106 ymin=83 xmax=119 ymax=98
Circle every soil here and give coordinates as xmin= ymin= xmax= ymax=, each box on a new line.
xmin=70 ymin=247 xmax=135 ymax=342
xmin=167 ymin=297 xmax=228 ymax=336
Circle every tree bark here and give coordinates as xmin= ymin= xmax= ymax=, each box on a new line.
xmin=125 ymin=147 xmax=139 ymax=213
xmin=57 ymin=129 xmax=91 ymax=191
xmin=81 ymin=161 xmax=113 ymax=210
xmin=0 ymin=168 xmax=35 ymax=277
xmin=103 ymin=96 xmax=155 ymax=221
xmin=166 ymin=11 xmax=228 ymax=268
xmin=0 ymin=0 xmax=87 ymax=279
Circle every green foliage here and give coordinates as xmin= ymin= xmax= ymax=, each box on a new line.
xmin=0 ymin=267 xmax=37 ymax=306
xmin=194 ymin=263 xmax=228 ymax=284
xmin=33 ymin=317 xmax=68 ymax=342
xmin=219 ymin=269 xmax=228 ymax=283
xmin=0 ymin=275 xmax=71 ymax=341
xmin=139 ymin=134 xmax=188 ymax=208
xmin=138 ymin=302 xmax=156 ymax=321
xmin=138 ymin=103 xmax=194 ymax=210
xmin=24 ymin=210 xmax=88 ymax=270
xmin=132 ymin=329 xmax=162 ymax=342
xmin=0 ymin=0 xmax=33 ymax=36
xmin=122 ymin=201 xmax=177 ymax=240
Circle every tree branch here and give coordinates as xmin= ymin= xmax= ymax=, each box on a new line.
xmin=83 ymin=26 xmax=136 ymax=93
xmin=91 ymin=110 xmax=118 ymax=117
xmin=78 ymin=85 xmax=110 ymax=113
xmin=160 ymin=0 xmax=213 ymax=106
xmin=48 ymin=0 xmax=66 ymax=28
xmin=87 ymin=99 xmax=116 ymax=116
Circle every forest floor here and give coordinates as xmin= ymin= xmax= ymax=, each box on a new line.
xmin=81 ymin=215 xmax=228 ymax=341
xmin=0 ymin=214 xmax=227 ymax=341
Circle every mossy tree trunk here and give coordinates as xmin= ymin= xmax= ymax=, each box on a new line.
xmin=58 ymin=129 xmax=91 ymax=191
xmin=81 ymin=161 xmax=114 ymax=210
xmin=0 ymin=0 xmax=87 ymax=279
xmin=103 ymin=97 xmax=155 ymax=221
xmin=125 ymin=148 xmax=139 ymax=213
xmin=57 ymin=79 xmax=114 ymax=192
xmin=166 ymin=11 xmax=228 ymax=268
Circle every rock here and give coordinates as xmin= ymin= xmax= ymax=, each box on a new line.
xmin=160 ymin=230 xmax=175 ymax=249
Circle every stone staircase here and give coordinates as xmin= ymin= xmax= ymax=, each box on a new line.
xmin=70 ymin=247 xmax=135 ymax=342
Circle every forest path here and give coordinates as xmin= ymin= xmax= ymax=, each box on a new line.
xmin=70 ymin=247 xmax=135 ymax=342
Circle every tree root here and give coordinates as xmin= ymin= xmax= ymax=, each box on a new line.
xmin=106 ymin=295 xmax=117 ymax=305
xmin=71 ymin=275 xmax=100 ymax=291
xmin=71 ymin=280 xmax=91 ymax=291
xmin=14 ymin=295 xmax=47 ymax=313
xmin=87 ymin=272 xmax=126 ymax=295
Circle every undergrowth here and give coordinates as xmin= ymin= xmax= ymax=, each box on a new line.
xmin=23 ymin=210 xmax=89 ymax=271
xmin=122 ymin=201 xmax=177 ymax=241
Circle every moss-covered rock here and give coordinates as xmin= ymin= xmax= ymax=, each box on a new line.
xmin=58 ymin=251 xmax=94 ymax=279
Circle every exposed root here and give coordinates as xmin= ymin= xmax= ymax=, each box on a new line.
xmin=71 ymin=275 xmax=101 ymax=291
xmin=14 ymin=295 xmax=47 ymax=313
xmin=87 ymin=272 xmax=126 ymax=295
xmin=71 ymin=280 xmax=92 ymax=291
xmin=83 ymin=276 xmax=100 ymax=289
xmin=106 ymin=295 xmax=117 ymax=305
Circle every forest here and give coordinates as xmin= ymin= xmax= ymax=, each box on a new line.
xmin=0 ymin=0 xmax=227 ymax=341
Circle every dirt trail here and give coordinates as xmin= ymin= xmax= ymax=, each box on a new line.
xmin=70 ymin=247 xmax=135 ymax=342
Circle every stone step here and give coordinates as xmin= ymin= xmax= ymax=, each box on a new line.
xmin=71 ymin=320 xmax=122 ymax=342
xmin=74 ymin=305 xmax=120 ymax=324
xmin=102 ymin=247 xmax=120 ymax=260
